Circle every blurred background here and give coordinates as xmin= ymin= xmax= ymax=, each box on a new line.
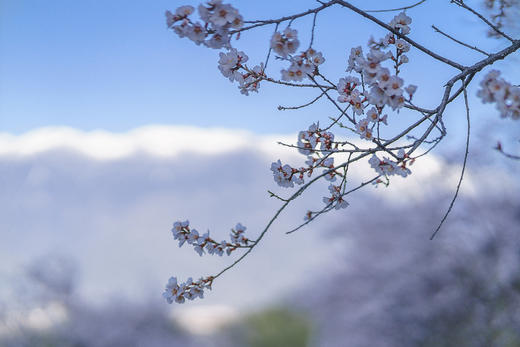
xmin=1 ymin=0 xmax=519 ymax=346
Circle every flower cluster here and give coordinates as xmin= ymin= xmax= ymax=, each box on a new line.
xmin=281 ymin=48 xmax=325 ymax=82
xmin=297 ymin=123 xmax=336 ymax=155
xmin=354 ymin=106 xmax=390 ymax=140
xmin=217 ymin=48 xmax=266 ymax=95
xmin=172 ymin=220 xmax=251 ymax=257
xmin=337 ymin=12 xmax=417 ymax=135
xmin=270 ymin=27 xmax=300 ymax=58
xmin=166 ymin=0 xmax=243 ymax=49
xmin=477 ymin=70 xmax=520 ymax=120
xmin=163 ymin=276 xmax=213 ymax=304
xmin=369 ymin=149 xmax=412 ymax=178
xmin=270 ymin=160 xmax=305 ymax=188
xmin=218 ymin=48 xmax=248 ymax=82
xmin=344 ymin=51 xmax=414 ymax=110
xmin=367 ymin=33 xmax=410 ymax=74
xmin=323 ymin=184 xmax=349 ymax=210
xmin=270 ymin=156 xmax=337 ymax=188
xmin=271 ymin=122 xmax=340 ymax=188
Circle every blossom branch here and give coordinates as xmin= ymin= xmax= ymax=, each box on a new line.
xmin=163 ymin=0 xmax=519 ymax=304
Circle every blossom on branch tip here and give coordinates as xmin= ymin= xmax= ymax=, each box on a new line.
xmin=399 ymin=54 xmax=409 ymax=64
xmin=347 ymin=46 xmax=364 ymax=73
xmin=163 ymin=276 xmax=212 ymax=304
xmin=270 ymin=28 xmax=300 ymax=58
xmin=167 ymin=1 xmax=242 ymax=49
xmin=171 ymin=220 xmax=250 ymax=256
xmin=389 ymin=12 xmax=412 ymax=35
xmin=405 ymin=84 xmax=417 ymax=98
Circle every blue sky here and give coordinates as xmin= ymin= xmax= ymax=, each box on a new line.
xmin=1 ymin=0 xmax=517 ymax=135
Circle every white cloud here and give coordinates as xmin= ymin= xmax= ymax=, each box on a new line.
xmin=0 ymin=126 xmax=296 ymax=160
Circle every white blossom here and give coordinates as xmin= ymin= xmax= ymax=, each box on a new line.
xmin=369 ymin=154 xmax=411 ymax=177
xmin=366 ymin=107 xmax=380 ymax=123
xmin=218 ymin=48 xmax=248 ymax=82
xmin=356 ymin=118 xmax=373 ymax=140
xmin=405 ymin=84 xmax=417 ymax=97
xmin=395 ymin=39 xmax=411 ymax=52
xmin=348 ymin=46 xmax=364 ymax=73
xmin=390 ymin=12 xmax=412 ymax=35
xmin=205 ymin=28 xmax=230 ymax=49
xmin=175 ymin=5 xmax=195 ymax=17
xmin=270 ymin=27 xmax=300 ymax=58
xmin=162 ymin=276 xmax=179 ymax=304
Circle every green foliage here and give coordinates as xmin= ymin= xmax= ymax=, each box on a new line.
xmin=241 ymin=307 xmax=312 ymax=347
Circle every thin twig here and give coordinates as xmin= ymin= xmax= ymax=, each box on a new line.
xmin=278 ymin=91 xmax=326 ymax=110
xmin=430 ymin=78 xmax=471 ymax=240
xmin=364 ymin=0 xmax=428 ymax=13
xmin=277 ymin=141 xmax=414 ymax=154
xmin=497 ymin=149 xmax=520 ymax=160
xmin=406 ymin=38 xmax=520 ymax=157
xmin=286 ymin=175 xmax=378 ymax=234
xmin=263 ymin=23 xmax=279 ymax=69
xmin=308 ymin=74 xmax=356 ymax=124
xmin=432 ymin=25 xmax=491 ymax=56
xmin=232 ymin=1 xmax=337 ymax=34
xmin=213 ymin=148 xmax=359 ymax=279
xmin=309 ymin=12 xmax=319 ymax=48
xmin=495 ymin=142 xmax=520 ymax=160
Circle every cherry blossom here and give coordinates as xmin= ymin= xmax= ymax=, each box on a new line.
xmin=170 ymin=220 xmax=251 ymax=259
xmin=270 ymin=27 xmax=300 ymax=58
xmin=389 ymin=12 xmax=412 ymax=35
xmin=163 ymin=276 xmax=212 ymax=303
